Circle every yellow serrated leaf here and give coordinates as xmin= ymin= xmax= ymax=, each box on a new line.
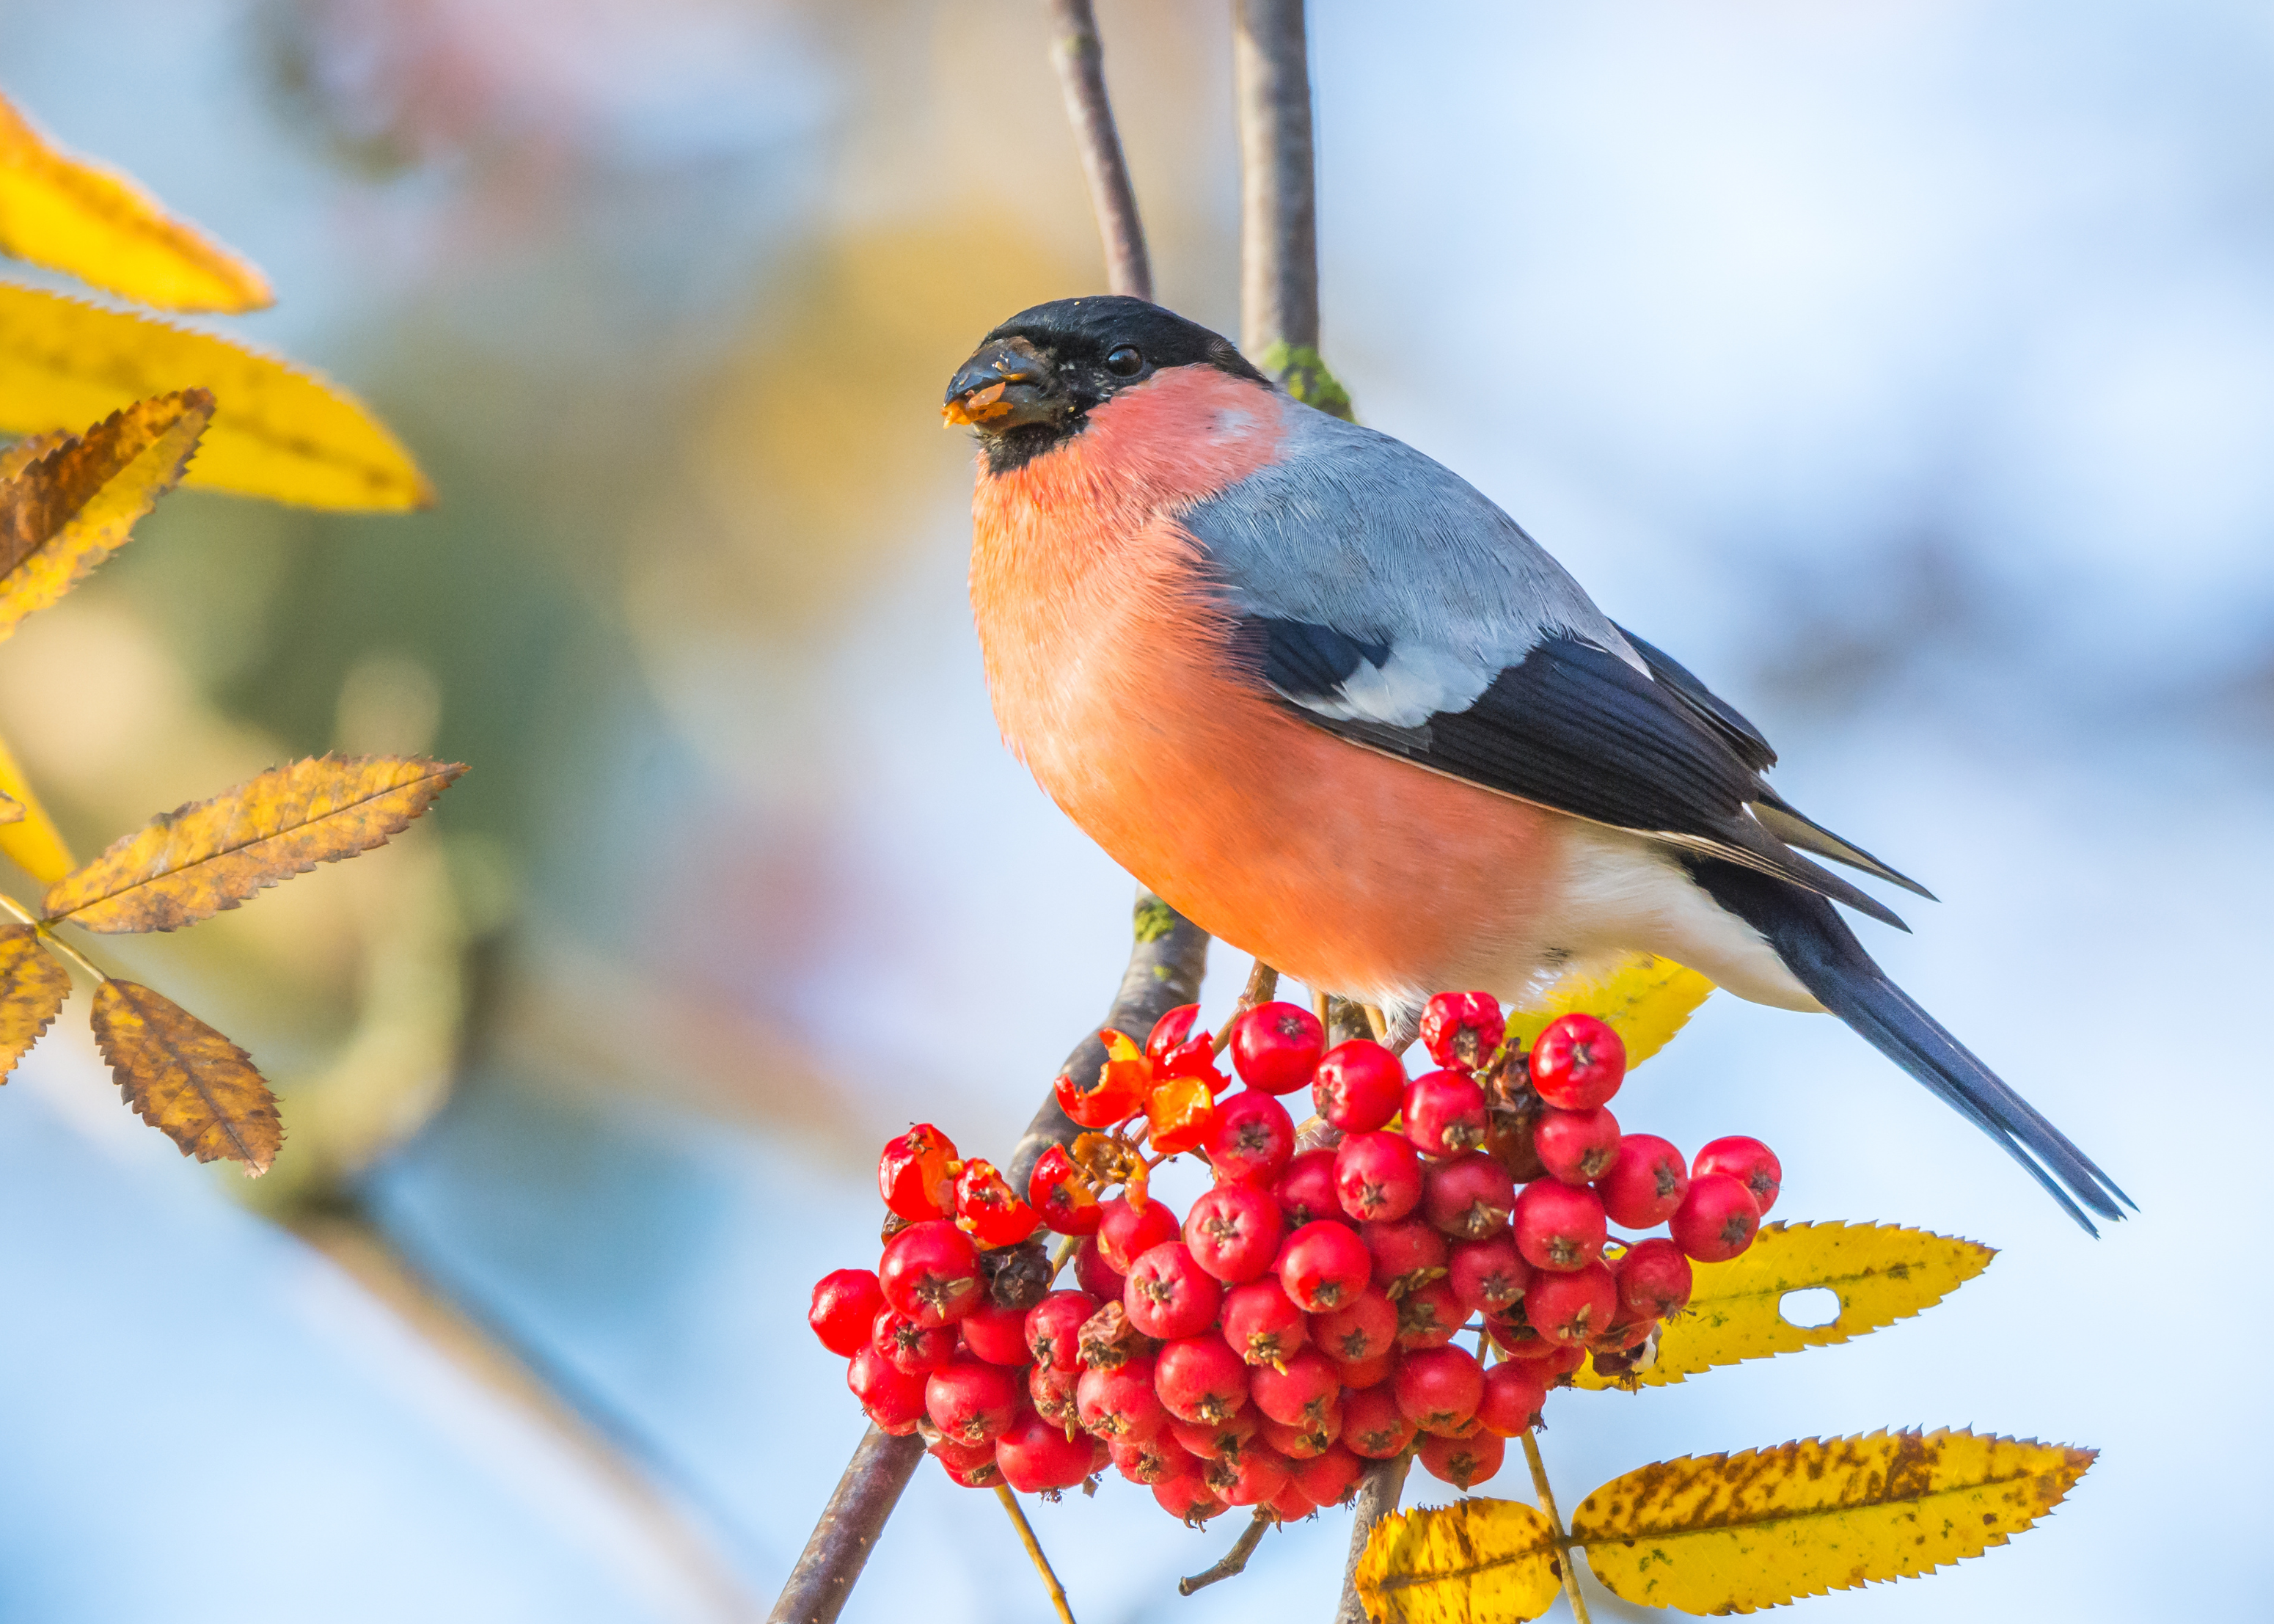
xmin=1572 ymin=1221 xmax=1993 ymax=1391
xmin=45 ymin=754 xmax=467 ymax=933
xmin=0 ymin=923 xmax=67 ymax=1078
xmin=1507 ymin=953 xmax=1714 ymax=1069
xmin=1356 ymin=1497 xmax=1564 ymax=1624
xmin=1571 ymin=1428 xmax=2094 ymax=1614
xmin=90 ymin=978 xmax=281 ymax=1173
xmin=0 ymin=285 xmax=430 ymax=511
xmin=0 ymin=729 xmax=73 ymax=882
xmin=0 ymin=95 xmax=271 ymax=313
xmin=0 ymin=390 xmax=211 ymax=641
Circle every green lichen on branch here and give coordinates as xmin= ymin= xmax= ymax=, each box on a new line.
xmin=1260 ymin=341 xmax=1354 ymax=421
xmin=1133 ymin=895 xmax=1178 ymax=943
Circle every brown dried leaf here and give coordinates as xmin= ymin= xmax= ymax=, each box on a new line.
xmin=0 ymin=391 xmax=211 ymax=641
xmin=44 ymin=754 xmax=467 ymax=933
xmin=90 ymin=979 xmax=280 ymax=1173
xmin=0 ymin=923 xmax=68 ymax=1079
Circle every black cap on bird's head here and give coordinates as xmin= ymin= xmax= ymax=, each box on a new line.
xmin=944 ymin=296 xmax=1266 ymax=472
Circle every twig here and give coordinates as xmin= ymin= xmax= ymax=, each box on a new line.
xmin=1179 ymin=1509 xmax=1271 ymax=1595
xmin=1008 ymin=888 xmax=1211 ymax=1193
xmin=768 ymin=1426 xmax=925 ymax=1624
xmin=1521 ymin=1430 xmax=1594 ymax=1624
xmin=1324 ymin=994 xmax=1372 ymax=1047
xmin=1232 ymin=0 xmax=1319 ymax=359
xmin=1214 ymin=957 xmax=1281 ymax=1052
xmin=1334 ymin=1451 xmax=1412 ymax=1624
xmin=995 ymin=1484 xmax=1078 ymax=1624
xmin=1045 ymin=0 xmax=1153 ymax=300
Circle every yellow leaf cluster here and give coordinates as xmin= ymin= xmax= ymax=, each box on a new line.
xmin=0 ymin=923 xmax=69 ymax=1078
xmin=1574 ymin=1221 xmax=1995 ymax=1391
xmin=0 ymin=728 xmax=74 ymax=882
xmin=90 ymin=979 xmax=281 ymax=1174
xmin=1354 ymin=1498 xmax=1563 ymax=1624
xmin=0 ymin=389 xmax=211 ymax=641
xmin=1569 ymin=1429 xmax=2094 ymax=1614
xmin=0 ymin=95 xmax=271 ymax=313
xmin=45 ymin=755 xmax=468 ymax=933
xmin=0 ymin=288 xmax=430 ymax=511
xmin=1507 ymin=952 xmax=1716 ymax=1069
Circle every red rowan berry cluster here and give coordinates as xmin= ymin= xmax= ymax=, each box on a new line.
xmin=805 ymin=991 xmax=1783 ymax=1523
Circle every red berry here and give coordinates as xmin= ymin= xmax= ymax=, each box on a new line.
xmin=872 ymin=1306 xmax=957 ymax=1374
xmin=954 ymin=1157 xmax=1041 ymax=1249
xmin=1335 ymin=1131 xmax=1423 ymax=1222
xmin=1447 ymin=1235 xmax=1531 ymax=1314
xmin=1076 ymin=1300 xmax=1149 ymax=1370
xmin=1312 ymin=1284 xmax=1399 ymax=1367
xmin=809 ymin=1268 xmax=885 ymax=1356
xmin=1250 ymin=1346 xmax=1340 ymax=1427
xmin=1290 ymin=1442 xmax=1365 ymax=1507
xmin=1336 ymin=1350 xmax=1397 ymax=1391
xmin=1670 ymin=1173 xmax=1761 ymax=1261
xmin=1029 ymin=1364 xmax=1081 ymax=1430
xmin=1360 ymin=1218 xmax=1449 ymax=1293
xmin=1259 ymin=1408 xmax=1342 ymax=1460
xmin=1183 ymin=1182 xmax=1284 ymax=1283
xmin=1312 ymin=1039 xmax=1405 ymax=1132
xmin=1694 ymin=1135 xmax=1783 ymax=1215
xmin=1615 ymin=1237 xmax=1694 ymax=1319
xmin=1076 ymin=1355 xmax=1167 ymax=1440
xmin=1421 ymin=1152 xmax=1517 ymax=1240
xmin=1534 ymin=1342 xmax=1587 ymax=1378
xmin=1276 ymin=1219 xmax=1373 ymax=1312
xmin=1403 ymin=1069 xmax=1488 ymax=1157
xmin=1589 ymin=1314 xmax=1653 ymax=1354
xmin=878 ymin=1124 xmax=959 ymax=1221
xmin=1125 ymin=1242 xmax=1224 ymax=1339
xmin=1155 ymin=1334 xmax=1251 ymax=1423
xmin=1595 ymin=1134 xmax=1689 ymax=1229
xmin=1477 ymin=1361 xmax=1549 ymax=1436
xmin=928 ymin=1435 xmax=996 ymax=1474
xmin=1144 ymin=1003 xmax=1202 ymax=1066
xmin=1419 ymin=991 xmax=1507 ymax=1074
xmin=1512 ymin=1179 xmax=1607 ymax=1273
xmin=1527 ymin=1262 xmax=1619 ymax=1345
xmin=1230 ymin=1001 xmax=1326 ymax=1094
xmin=1418 ymin=1430 xmax=1505 ymax=1491
xmin=1156 ymin=1032 xmax=1228 ymax=1088
xmin=1533 ymin=1105 xmax=1621 ymax=1185
xmin=995 ymin=1411 xmax=1096 ymax=1493
xmin=1394 ymin=1277 xmax=1467 ymax=1350
xmin=925 ymin=1360 xmax=1019 ymax=1445
xmin=1024 ymin=1290 xmax=1097 ymax=1373
xmin=958 ymin=1301 xmax=1031 ymax=1365
xmin=847 ymin=1344 xmax=928 ymax=1433
xmin=1342 ymin=1380 xmax=1418 ymax=1458
xmin=1027 ymin=1145 xmax=1102 ymax=1235
xmin=1204 ymin=1444 xmax=1293 ymax=1507
xmin=1529 ymin=1013 xmax=1626 ymax=1109
xmin=1394 ymin=1345 xmax=1485 ymax=1434
xmin=1170 ymin=1408 xmax=1258 ymax=1460
xmin=1220 ymin=1276 xmax=1309 ymax=1366
xmin=1072 ymin=1237 xmax=1125 ymax=1301
xmin=1207 ymin=1089 xmax=1296 ymax=1185
xmin=1109 ymin=1429 xmax=1194 ymax=1486
xmin=1273 ymin=1148 xmax=1345 ymax=1229
xmin=1096 ymin=1195 xmax=1181 ymax=1274
xmin=1153 ymin=1474 xmax=1229 ymax=1525
xmin=1144 ymin=1072 xmax=1219 ymax=1156
xmin=1055 ymin=1032 xmax=1152 ymax=1128
xmin=945 ymin=1457 xmax=1005 ymax=1488
xmin=879 ymin=1220 xmax=984 ymax=1327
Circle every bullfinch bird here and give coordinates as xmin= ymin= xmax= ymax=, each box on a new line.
xmin=946 ymin=295 xmax=2127 ymax=1232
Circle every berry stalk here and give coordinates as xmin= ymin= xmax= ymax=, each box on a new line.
xmin=1520 ymin=1428 xmax=1594 ymax=1624
xmin=994 ymin=1483 xmax=1078 ymax=1624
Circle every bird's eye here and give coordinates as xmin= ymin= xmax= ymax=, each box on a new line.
xmin=1105 ymin=345 xmax=1143 ymax=377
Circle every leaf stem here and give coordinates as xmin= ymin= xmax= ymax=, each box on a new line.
xmin=994 ymin=1484 xmax=1078 ymax=1624
xmin=1178 ymin=1508 xmax=1271 ymax=1595
xmin=0 ymin=891 xmax=105 ymax=981
xmin=1521 ymin=1429 xmax=1593 ymax=1624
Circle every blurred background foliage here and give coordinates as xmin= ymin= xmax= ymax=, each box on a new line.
xmin=0 ymin=1 xmax=2266 ymax=1622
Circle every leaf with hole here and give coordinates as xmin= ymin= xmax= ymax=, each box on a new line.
xmin=90 ymin=979 xmax=280 ymax=1173
xmin=1355 ymin=1496 xmax=1563 ymax=1624
xmin=1569 ymin=1428 xmax=2093 ymax=1614
xmin=1506 ymin=953 xmax=1714 ymax=1069
xmin=0 ymin=923 xmax=67 ymax=1079
xmin=44 ymin=754 xmax=467 ymax=933
xmin=1573 ymin=1222 xmax=1993 ymax=1391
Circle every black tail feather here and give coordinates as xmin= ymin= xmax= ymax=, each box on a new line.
xmin=1687 ymin=858 xmax=2131 ymax=1233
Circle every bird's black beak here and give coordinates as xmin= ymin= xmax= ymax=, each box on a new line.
xmin=943 ymin=338 xmax=1067 ymax=431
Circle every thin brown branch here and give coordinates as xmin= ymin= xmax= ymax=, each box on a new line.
xmin=1232 ymin=0 xmax=1319 ymax=359
xmin=1334 ymin=1450 xmax=1412 ymax=1624
xmin=769 ymin=1424 xmax=925 ymax=1624
xmin=1324 ymin=993 xmax=1372 ymax=1047
xmin=1046 ymin=0 xmax=1153 ymax=300
xmin=1179 ymin=1509 xmax=1271 ymax=1595
xmin=1213 ymin=956 xmax=1280 ymax=1052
